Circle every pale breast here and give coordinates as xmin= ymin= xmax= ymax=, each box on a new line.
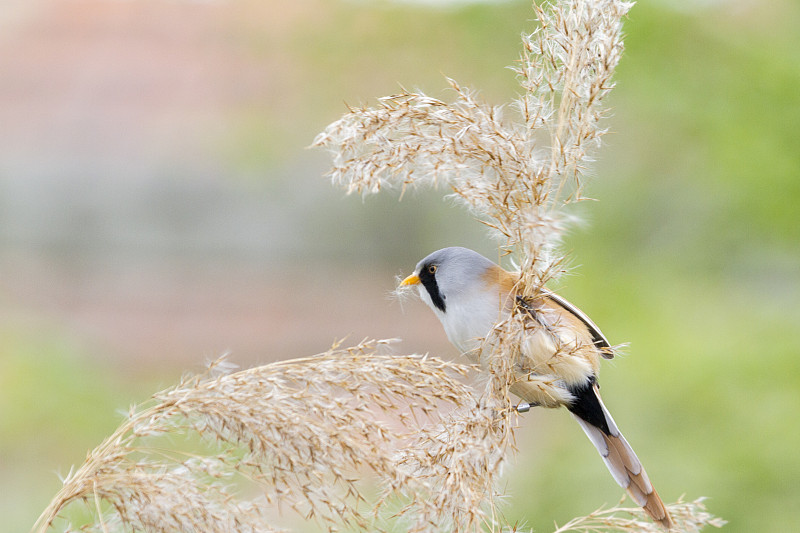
xmin=517 ymin=296 xmax=601 ymax=386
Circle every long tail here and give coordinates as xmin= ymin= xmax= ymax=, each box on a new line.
xmin=568 ymin=381 xmax=673 ymax=530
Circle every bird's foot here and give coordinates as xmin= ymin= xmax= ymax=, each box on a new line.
xmin=515 ymin=402 xmax=539 ymax=413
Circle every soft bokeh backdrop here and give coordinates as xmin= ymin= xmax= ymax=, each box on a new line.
xmin=1 ymin=0 xmax=798 ymax=531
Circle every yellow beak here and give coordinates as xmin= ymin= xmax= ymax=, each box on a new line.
xmin=400 ymin=273 xmax=420 ymax=286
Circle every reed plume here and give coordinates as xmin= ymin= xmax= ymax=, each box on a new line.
xmin=314 ymin=0 xmax=633 ymax=291
xmin=34 ymin=339 xmax=508 ymax=532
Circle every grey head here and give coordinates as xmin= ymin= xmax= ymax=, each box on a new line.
xmin=410 ymin=247 xmax=497 ymax=313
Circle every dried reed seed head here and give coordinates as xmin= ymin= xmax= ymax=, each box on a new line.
xmin=552 ymin=496 xmax=726 ymax=533
xmin=35 ymin=340 xmax=516 ymax=533
xmin=315 ymin=0 xmax=634 ymax=268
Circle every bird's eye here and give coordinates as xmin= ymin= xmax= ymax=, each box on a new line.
xmin=427 ymin=264 xmax=438 ymax=274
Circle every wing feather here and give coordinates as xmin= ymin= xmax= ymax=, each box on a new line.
xmin=543 ymin=289 xmax=614 ymax=359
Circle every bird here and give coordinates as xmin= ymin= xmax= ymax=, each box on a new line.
xmin=400 ymin=246 xmax=673 ymax=529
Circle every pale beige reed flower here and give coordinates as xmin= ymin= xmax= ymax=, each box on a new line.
xmin=34 ymin=340 xmax=511 ymax=532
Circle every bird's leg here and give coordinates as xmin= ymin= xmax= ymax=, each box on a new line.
xmin=515 ymin=401 xmax=539 ymax=413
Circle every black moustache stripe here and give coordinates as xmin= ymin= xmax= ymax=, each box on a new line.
xmin=418 ymin=264 xmax=446 ymax=312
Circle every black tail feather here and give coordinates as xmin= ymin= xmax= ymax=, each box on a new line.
xmin=567 ymin=378 xmax=611 ymax=435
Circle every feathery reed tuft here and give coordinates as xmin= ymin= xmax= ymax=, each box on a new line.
xmin=552 ymin=497 xmax=727 ymax=533
xmin=34 ymin=339 xmax=512 ymax=532
xmin=314 ymin=0 xmax=633 ymax=292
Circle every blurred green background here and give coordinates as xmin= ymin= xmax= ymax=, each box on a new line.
xmin=1 ymin=0 xmax=798 ymax=531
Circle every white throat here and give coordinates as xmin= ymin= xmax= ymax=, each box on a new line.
xmin=418 ymin=283 xmax=508 ymax=356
